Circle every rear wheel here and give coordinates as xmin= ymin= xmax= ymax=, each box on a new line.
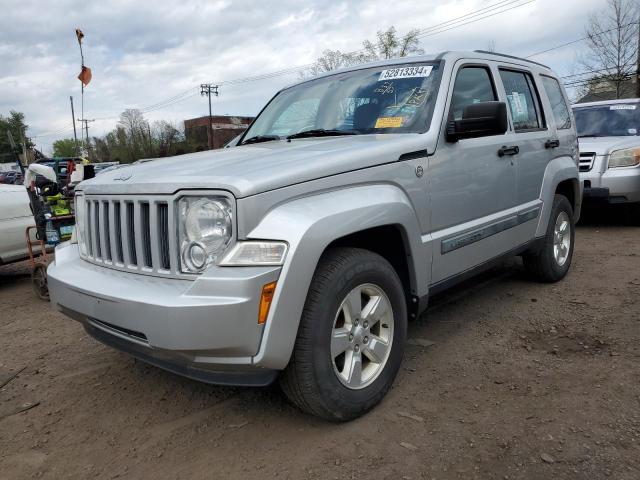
xmin=523 ymin=194 xmax=575 ymax=282
xmin=31 ymin=263 xmax=49 ymax=300
xmin=280 ymin=248 xmax=407 ymax=421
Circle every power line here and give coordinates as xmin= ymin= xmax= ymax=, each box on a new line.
xmin=525 ymin=21 xmax=640 ymax=58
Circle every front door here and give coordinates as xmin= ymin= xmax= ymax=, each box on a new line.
xmin=429 ymin=62 xmax=518 ymax=284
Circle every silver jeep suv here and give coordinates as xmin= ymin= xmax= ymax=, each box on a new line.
xmin=48 ymin=51 xmax=580 ymax=421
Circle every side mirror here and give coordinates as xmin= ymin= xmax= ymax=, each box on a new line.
xmin=446 ymin=101 xmax=508 ymax=142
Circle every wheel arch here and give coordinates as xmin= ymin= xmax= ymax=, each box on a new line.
xmin=536 ymin=156 xmax=582 ymax=238
xmin=247 ymin=184 xmax=427 ymax=370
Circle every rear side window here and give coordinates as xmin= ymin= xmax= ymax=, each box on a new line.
xmin=499 ymin=69 xmax=544 ymax=131
xmin=450 ymin=66 xmax=496 ymax=121
xmin=541 ymin=76 xmax=571 ymax=129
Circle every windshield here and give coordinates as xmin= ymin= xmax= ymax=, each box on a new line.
xmin=241 ymin=61 xmax=442 ymax=143
xmin=573 ymin=103 xmax=640 ymax=137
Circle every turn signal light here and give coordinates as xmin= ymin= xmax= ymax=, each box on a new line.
xmin=258 ymin=282 xmax=277 ymax=324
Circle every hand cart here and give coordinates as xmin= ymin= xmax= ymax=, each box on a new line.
xmin=23 ymin=163 xmax=77 ymax=300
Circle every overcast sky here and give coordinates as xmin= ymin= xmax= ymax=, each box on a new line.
xmin=0 ymin=0 xmax=605 ymax=154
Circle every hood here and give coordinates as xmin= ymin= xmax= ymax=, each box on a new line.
xmin=79 ymin=134 xmax=429 ymax=197
xmin=577 ymin=136 xmax=640 ymax=156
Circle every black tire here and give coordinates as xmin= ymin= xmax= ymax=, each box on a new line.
xmin=523 ymin=194 xmax=575 ymax=282
xmin=31 ymin=263 xmax=50 ymax=301
xmin=280 ymin=247 xmax=407 ymax=421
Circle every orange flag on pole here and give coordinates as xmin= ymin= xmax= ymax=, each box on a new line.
xmin=78 ymin=66 xmax=92 ymax=86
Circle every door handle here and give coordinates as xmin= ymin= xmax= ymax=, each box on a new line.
xmin=498 ymin=145 xmax=519 ymax=157
xmin=545 ymin=139 xmax=560 ymax=149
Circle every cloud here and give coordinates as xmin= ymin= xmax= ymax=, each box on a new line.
xmin=0 ymin=0 xmax=605 ymax=154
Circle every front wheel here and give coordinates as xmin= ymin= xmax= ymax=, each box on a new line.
xmin=523 ymin=194 xmax=575 ymax=282
xmin=280 ymin=247 xmax=407 ymax=421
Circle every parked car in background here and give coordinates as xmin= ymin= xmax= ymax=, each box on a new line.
xmin=49 ymin=51 xmax=580 ymax=420
xmin=0 ymin=184 xmax=39 ymax=264
xmin=0 ymin=170 xmax=23 ymax=185
xmin=572 ymin=99 xmax=640 ymax=213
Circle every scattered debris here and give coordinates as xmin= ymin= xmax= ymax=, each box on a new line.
xmin=400 ymin=442 xmax=418 ymax=451
xmin=228 ymin=421 xmax=249 ymax=429
xmin=0 ymin=366 xmax=26 ymax=389
xmin=540 ymin=453 xmax=555 ymax=464
xmin=397 ymin=412 xmax=424 ymax=422
xmin=407 ymin=338 xmax=436 ymax=348
xmin=0 ymin=400 xmax=39 ymax=419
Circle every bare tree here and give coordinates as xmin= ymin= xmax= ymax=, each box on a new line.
xmin=579 ymin=0 xmax=639 ymax=99
xmin=153 ymin=120 xmax=183 ymax=157
xmin=304 ymin=26 xmax=424 ymax=77
xmin=362 ymin=27 xmax=424 ymax=59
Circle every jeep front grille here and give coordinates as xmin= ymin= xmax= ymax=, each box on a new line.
xmin=80 ymin=195 xmax=177 ymax=277
xmin=579 ymin=152 xmax=596 ymax=172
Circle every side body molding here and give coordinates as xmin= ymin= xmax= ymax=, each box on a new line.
xmin=536 ymin=156 xmax=582 ymax=238
xmin=249 ymin=184 xmax=427 ymax=370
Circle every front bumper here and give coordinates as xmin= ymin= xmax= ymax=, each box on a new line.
xmin=581 ymin=161 xmax=640 ymax=204
xmin=48 ymin=243 xmax=281 ymax=386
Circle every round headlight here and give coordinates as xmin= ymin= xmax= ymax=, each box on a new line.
xmin=184 ymin=198 xmax=232 ymax=252
xmin=179 ymin=197 xmax=232 ymax=272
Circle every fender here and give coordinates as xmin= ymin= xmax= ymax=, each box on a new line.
xmin=248 ymin=184 xmax=426 ymax=370
xmin=536 ymin=156 xmax=581 ymax=238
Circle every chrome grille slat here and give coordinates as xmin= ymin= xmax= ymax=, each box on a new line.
xmin=579 ymin=152 xmax=596 ymax=172
xmin=167 ymin=202 xmax=178 ymax=274
xmin=93 ymin=201 xmax=101 ymax=260
xmin=113 ymin=202 xmax=123 ymax=264
xmin=119 ymin=200 xmax=132 ymax=266
xmin=133 ymin=202 xmax=145 ymax=271
xmin=126 ymin=202 xmax=137 ymax=266
xmin=85 ymin=199 xmax=93 ymax=257
xmin=141 ymin=202 xmax=152 ymax=268
xmin=101 ymin=201 xmax=112 ymax=262
xmin=157 ymin=203 xmax=170 ymax=271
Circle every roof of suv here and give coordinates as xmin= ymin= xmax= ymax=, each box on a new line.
xmin=287 ymin=50 xmax=555 ymax=89
xmin=573 ymin=98 xmax=640 ymax=108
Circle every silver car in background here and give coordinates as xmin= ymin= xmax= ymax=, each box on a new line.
xmin=573 ymin=98 xmax=640 ymax=212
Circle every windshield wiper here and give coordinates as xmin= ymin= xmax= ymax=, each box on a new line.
xmin=241 ymin=135 xmax=281 ymax=145
xmin=286 ymin=129 xmax=359 ymax=140
xmin=578 ymin=134 xmax=605 ymax=138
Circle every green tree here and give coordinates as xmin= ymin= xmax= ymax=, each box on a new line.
xmin=52 ymin=138 xmax=78 ymax=157
xmin=0 ymin=110 xmax=33 ymax=160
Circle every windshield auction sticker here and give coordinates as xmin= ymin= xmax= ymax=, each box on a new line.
xmin=375 ymin=116 xmax=404 ymax=128
xmin=379 ymin=65 xmax=433 ymax=81
xmin=610 ymin=105 xmax=636 ymax=110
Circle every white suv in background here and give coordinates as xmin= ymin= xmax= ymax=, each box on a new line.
xmin=0 ymin=184 xmax=38 ymax=265
xmin=573 ymin=99 xmax=640 ymax=213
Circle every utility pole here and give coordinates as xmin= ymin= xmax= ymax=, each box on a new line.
xmin=200 ymin=84 xmax=219 ymax=149
xmin=76 ymin=118 xmax=94 ymax=157
xmin=70 ymin=96 xmax=79 ymax=156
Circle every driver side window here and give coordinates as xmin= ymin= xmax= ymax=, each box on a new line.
xmin=450 ymin=66 xmax=497 ymax=121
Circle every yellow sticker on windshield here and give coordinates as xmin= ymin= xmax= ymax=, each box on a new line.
xmin=375 ymin=116 xmax=404 ymax=128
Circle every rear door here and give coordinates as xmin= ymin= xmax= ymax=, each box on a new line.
xmin=497 ymin=68 xmax=550 ymax=207
xmin=539 ymin=74 xmax=576 ymax=168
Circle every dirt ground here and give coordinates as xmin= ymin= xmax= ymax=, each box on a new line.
xmin=1 ymin=209 xmax=639 ymax=480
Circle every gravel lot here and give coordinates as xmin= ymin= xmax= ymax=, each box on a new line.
xmin=1 ymin=210 xmax=639 ymax=480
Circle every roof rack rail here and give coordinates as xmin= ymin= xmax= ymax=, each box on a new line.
xmin=473 ymin=50 xmax=551 ymax=70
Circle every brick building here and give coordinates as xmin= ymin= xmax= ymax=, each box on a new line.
xmin=184 ymin=115 xmax=254 ymax=150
